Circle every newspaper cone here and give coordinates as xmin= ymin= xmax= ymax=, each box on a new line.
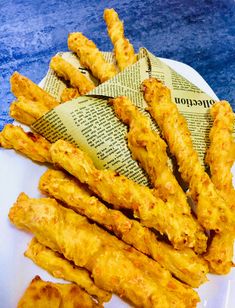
xmin=32 ymin=48 xmax=231 ymax=186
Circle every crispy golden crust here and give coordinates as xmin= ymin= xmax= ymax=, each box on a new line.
xmin=204 ymin=232 xmax=234 ymax=274
xmin=39 ymin=169 xmax=208 ymax=287
xmin=9 ymin=101 xmax=35 ymax=126
xmin=10 ymin=96 xmax=50 ymax=125
xmin=0 ymin=124 xmax=51 ymax=163
xmin=68 ymin=32 xmax=117 ymax=83
xmin=206 ymin=101 xmax=235 ymax=202
xmin=0 ymin=123 xmax=205 ymax=285
xmin=142 ymin=78 xmax=235 ymax=232
xmin=39 ymin=170 xmax=201 ymax=298
xmin=50 ymin=56 xmax=95 ymax=95
xmin=17 ymin=275 xmax=99 ymax=308
xmin=204 ymin=101 xmax=235 ymax=274
xmin=10 ymin=72 xmax=59 ymax=109
xmin=0 ymin=118 xmax=207 ymax=288
xmin=25 ymin=238 xmax=111 ymax=303
xmin=9 ymin=194 xmax=199 ymax=307
xmin=110 ymin=96 xmax=207 ymax=254
xmin=50 ymin=140 xmax=200 ymax=250
xmin=103 ymin=9 xmax=137 ymax=71
xmin=60 ymin=87 xmax=80 ymax=102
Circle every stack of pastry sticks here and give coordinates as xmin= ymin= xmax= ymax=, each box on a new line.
xmin=1 ymin=7 xmax=235 ymax=308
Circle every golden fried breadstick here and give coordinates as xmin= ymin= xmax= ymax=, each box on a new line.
xmin=103 ymin=9 xmax=137 ymax=71
xmin=25 ymin=238 xmax=111 ymax=303
xmin=17 ymin=193 xmax=173 ymax=290
xmin=60 ymin=87 xmax=80 ymax=102
xmin=0 ymin=123 xmax=206 ymax=282
xmin=10 ymin=101 xmax=36 ymax=126
xmin=204 ymin=101 xmax=235 ymax=274
xmin=36 ymin=181 xmax=195 ymax=293
xmin=142 ymin=78 xmax=235 ymax=232
xmin=110 ymin=96 xmax=207 ymax=254
xmin=68 ymin=32 xmax=117 ymax=83
xmin=0 ymin=124 xmax=51 ymax=163
xmin=10 ymin=96 xmax=50 ymax=125
xmin=39 ymin=169 xmax=208 ymax=287
xmin=0 ymin=120 xmax=208 ymax=288
xmin=10 ymin=72 xmax=59 ymax=109
xmin=17 ymin=275 xmax=99 ymax=308
xmin=206 ymin=101 xmax=235 ymax=203
xmin=204 ymin=232 xmax=234 ymax=275
xmin=50 ymin=56 xmax=95 ymax=95
xmin=9 ymin=194 xmax=199 ymax=307
xmin=0 ymin=123 xmax=207 ymax=287
xmin=50 ymin=139 xmax=202 ymax=250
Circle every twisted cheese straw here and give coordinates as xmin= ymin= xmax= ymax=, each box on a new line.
xmin=10 ymin=72 xmax=59 ymax=109
xmin=60 ymin=87 xmax=80 ymax=102
xmin=9 ymin=194 xmax=199 ymax=308
xmin=9 ymin=72 xmax=59 ymax=125
xmin=18 ymin=275 xmax=99 ymax=308
xmin=0 ymin=124 xmax=51 ymax=163
xmin=206 ymin=101 xmax=235 ymax=204
xmin=39 ymin=169 xmax=208 ymax=287
xmin=0 ymin=124 xmax=208 ymax=286
xmin=50 ymin=139 xmax=204 ymax=250
xmin=110 ymin=96 xmax=207 ymax=254
xmin=25 ymin=238 xmax=111 ymax=303
xmin=68 ymin=32 xmax=117 ymax=83
xmin=9 ymin=96 xmax=50 ymax=126
xmin=142 ymin=78 xmax=235 ymax=232
xmin=103 ymin=8 xmax=137 ymax=71
xmin=204 ymin=101 xmax=235 ymax=274
xmin=50 ymin=55 xmax=95 ymax=95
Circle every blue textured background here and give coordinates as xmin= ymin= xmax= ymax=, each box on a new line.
xmin=0 ymin=0 xmax=234 ymax=130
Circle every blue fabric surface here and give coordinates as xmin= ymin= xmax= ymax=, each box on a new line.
xmin=0 ymin=0 xmax=234 ymax=130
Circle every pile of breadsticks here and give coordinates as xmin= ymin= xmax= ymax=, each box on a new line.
xmin=1 ymin=8 xmax=235 ymax=308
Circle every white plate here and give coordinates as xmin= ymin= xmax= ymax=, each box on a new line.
xmin=0 ymin=59 xmax=234 ymax=308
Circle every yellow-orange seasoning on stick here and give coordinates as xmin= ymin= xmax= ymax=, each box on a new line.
xmin=9 ymin=96 xmax=50 ymax=125
xmin=0 ymin=124 xmax=51 ymax=163
xmin=142 ymin=78 xmax=235 ymax=233
xmin=39 ymin=169 xmax=208 ymax=287
xmin=25 ymin=238 xmax=111 ymax=303
xmin=206 ymin=101 xmax=235 ymax=203
xmin=50 ymin=139 xmax=204 ymax=250
xmin=10 ymin=72 xmax=59 ymax=109
xmin=204 ymin=101 xmax=235 ymax=274
xmin=9 ymin=193 xmax=199 ymax=308
xmin=17 ymin=275 xmax=99 ymax=308
xmin=50 ymin=55 xmax=95 ymax=95
xmin=110 ymin=96 xmax=207 ymax=254
xmin=103 ymin=8 xmax=137 ymax=71
xmin=0 ymin=124 xmax=208 ymax=287
xmin=68 ymin=32 xmax=117 ymax=83
xmin=9 ymin=72 xmax=60 ymax=125
xmin=60 ymin=87 xmax=80 ymax=102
